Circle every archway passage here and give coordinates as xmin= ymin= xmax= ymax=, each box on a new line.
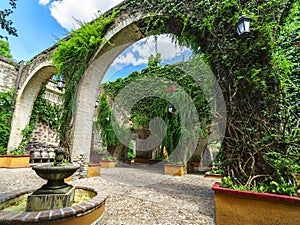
xmin=8 ymin=63 xmax=57 ymax=151
xmin=69 ymin=12 xmax=226 ymax=167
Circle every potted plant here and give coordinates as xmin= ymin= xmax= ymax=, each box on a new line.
xmin=205 ymin=167 xmax=222 ymax=179
xmin=190 ymin=155 xmax=201 ymax=167
xmin=100 ymin=156 xmax=116 ymax=168
xmin=164 ymin=161 xmax=185 ymax=176
xmin=88 ymin=163 xmax=101 ymax=177
xmin=0 ymin=147 xmax=30 ymax=168
xmin=134 ymin=154 xmax=152 ymax=164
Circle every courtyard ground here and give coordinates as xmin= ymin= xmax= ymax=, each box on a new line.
xmin=0 ymin=164 xmax=219 ymax=225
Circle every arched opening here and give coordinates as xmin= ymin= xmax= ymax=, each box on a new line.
xmin=8 ymin=64 xmax=57 ymax=151
xmin=71 ymin=15 xmax=226 ymax=171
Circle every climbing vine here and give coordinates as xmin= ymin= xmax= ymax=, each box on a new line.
xmin=14 ymin=86 xmax=61 ymax=154
xmin=103 ymin=61 xmax=210 ymax=159
xmin=50 ymin=0 xmax=298 ymax=194
xmin=96 ymin=93 xmax=120 ymax=148
xmin=52 ymin=10 xmax=119 ymax=152
xmin=0 ymin=89 xmax=14 ymax=155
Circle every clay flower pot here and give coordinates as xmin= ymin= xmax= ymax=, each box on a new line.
xmin=212 ymin=182 xmax=300 ymax=225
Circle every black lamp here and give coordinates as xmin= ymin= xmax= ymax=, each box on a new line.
xmin=236 ymin=15 xmax=251 ymax=38
xmin=168 ymin=105 xmax=174 ymax=114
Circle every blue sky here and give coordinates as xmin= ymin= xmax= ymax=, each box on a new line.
xmin=0 ymin=0 xmax=191 ymax=82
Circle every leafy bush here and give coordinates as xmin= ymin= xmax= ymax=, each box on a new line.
xmin=0 ymin=89 xmax=14 ymax=155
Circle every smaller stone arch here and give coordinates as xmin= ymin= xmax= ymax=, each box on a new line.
xmin=7 ymin=62 xmax=57 ymax=151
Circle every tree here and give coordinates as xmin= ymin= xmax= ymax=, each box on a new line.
xmin=0 ymin=0 xmax=18 ymax=39
xmin=0 ymin=39 xmax=12 ymax=58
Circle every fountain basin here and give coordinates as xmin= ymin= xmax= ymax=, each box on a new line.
xmin=32 ymin=163 xmax=80 ymax=195
xmin=32 ymin=164 xmax=80 ymax=181
xmin=0 ymin=186 xmax=108 ymax=225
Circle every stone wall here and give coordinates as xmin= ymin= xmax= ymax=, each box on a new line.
xmin=26 ymin=122 xmax=59 ymax=163
xmin=25 ymin=81 xmax=61 ymax=162
xmin=0 ymin=56 xmax=19 ymax=92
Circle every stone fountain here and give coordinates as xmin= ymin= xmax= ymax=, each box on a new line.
xmin=0 ymin=147 xmax=108 ymax=225
xmin=26 ymin=148 xmax=80 ymax=211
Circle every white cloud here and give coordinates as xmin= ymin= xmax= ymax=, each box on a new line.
xmin=112 ymin=35 xmax=189 ymax=69
xmin=48 ymin=0 xmax=123 ymax=31
xmin=38 ymin=0 xmax=51 ymax=6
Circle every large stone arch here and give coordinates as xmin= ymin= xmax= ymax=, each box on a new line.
xmin=70 ymin=11 xmax=209 ymax=163
xmin=7 ymin=62 xmax=57 ymax=150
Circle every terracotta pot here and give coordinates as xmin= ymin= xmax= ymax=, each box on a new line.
xmin=88 ymin=163 xmax=101 ymax=177
xmin=134 ymin=157 xmax=151 ymax=164
xmin=99 ymin=160 xmax=116 ymax=168
xmin=212 ymin=182 xmax=300 ymax=225
xmin=191 ymin=160 xmax=201 ymax=167
xmin=0 ymin=155 xmax=30 ymax=168
xmin=164 ymin=164 xmax=185 ymax=176
xmin=204 ymin=171 xmax=222 ymax=179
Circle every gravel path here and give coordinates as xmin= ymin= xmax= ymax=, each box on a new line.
xmin=0 ymin=164 xmax=219 ymax=225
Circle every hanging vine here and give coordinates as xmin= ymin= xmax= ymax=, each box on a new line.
xmin=50 ymin=0 xmax=298 ymax=195
xmin=103 ymin=61 xmax=210 ymax=158
xmin=52 ymin=10 xmax=119 ymax=151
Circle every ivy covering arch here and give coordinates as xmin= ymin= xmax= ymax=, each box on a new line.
xmin=52 ymin=0 xmax=299 ymax=195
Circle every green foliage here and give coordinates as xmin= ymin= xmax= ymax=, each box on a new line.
xmin=50 ymin=0 xmax=298 ymax=195
xmin=0 ymin=40 xmax=12 ymax=58
xmin=127 ymin=140 xmax=136 ymax=160
xmin=0 ymin=89 xmax=14 ymax=155
xmin=209 ymin=167 xmax=223 ymax=175
xmin=96 ymin=93 xmax=120 ymax=147
xmin=0 ymin=0 xmax=17 ymax=39
xmin=103 ymin=62 xmax=210 ymax=157
xmin=14 ymin=86 xmax=62 ymax=154
xmin=52 ymin=10 xmax=119 ymax=148
xmin=101 ymin=155 xmax=114 ymax=161
xmin=31 ymin=87 xmax=61 ymax=131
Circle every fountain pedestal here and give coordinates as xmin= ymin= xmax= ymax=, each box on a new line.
xmin=26 ymin=186 xmax=75 ymax=211
xmin=26 ymin=158 xmax=80 ymax=212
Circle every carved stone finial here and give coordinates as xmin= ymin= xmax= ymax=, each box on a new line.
xmin=54 ymin=147 xmax=66 ymax=164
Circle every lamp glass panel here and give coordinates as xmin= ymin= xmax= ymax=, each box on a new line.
xmin=244 ymin=20 xmax=250 ymax=32
xmin=238 ymin=22 xmax=245 ymax=34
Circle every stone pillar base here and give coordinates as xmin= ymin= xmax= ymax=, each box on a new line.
xmin=26 ymin=186 xmax=75 ymax=211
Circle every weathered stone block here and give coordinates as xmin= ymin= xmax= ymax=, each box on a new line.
xmin=26 ymin=186 xmax=75 ymax=211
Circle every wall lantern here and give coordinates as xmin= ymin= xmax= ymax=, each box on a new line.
xmin=57 ymin=74 xmax=65 ymax=90
xmin=236 ymin=15 xmax=251 ymax=38
xmin=168 ymin=105 xmax=174 ymax=114
xmin=95 ymin=100 xmax=99 ymax=108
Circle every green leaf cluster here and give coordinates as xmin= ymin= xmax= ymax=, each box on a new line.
xmin=0 ymin=89 xmax=14 ymax=155
xmin=103 ymin=61 xmax=210 ymax=157
xmin=13 ymin=86 xmax=62 ymax=154
xmin=52 ymin=10 xmax=119 ymax=147
xmin=0 ymin=40 xmax=12 ymax=58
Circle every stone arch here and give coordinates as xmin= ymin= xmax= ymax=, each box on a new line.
xmin=7 ymin=62 xmax=57 ymax=150
xmin=70 ymin=12 xmax=205 ymax=162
